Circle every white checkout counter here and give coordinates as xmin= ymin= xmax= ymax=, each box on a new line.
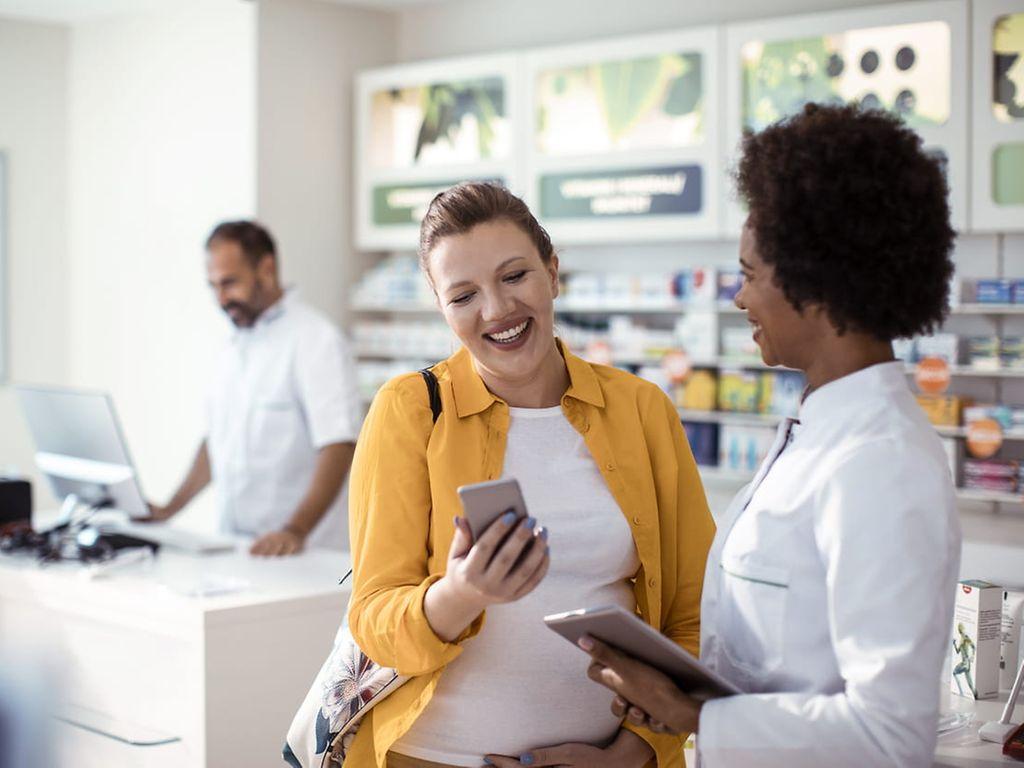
xmin=936 ymin=691 xmax=1022 ymax=767
xmin=0 ymin=530 xmax=350 ymax=768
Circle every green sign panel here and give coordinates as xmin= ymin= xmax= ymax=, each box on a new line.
xmin=373 ymin=179 xmax=503 ymax=226
xmin=540 ymin=165 xmax=702 ymax=220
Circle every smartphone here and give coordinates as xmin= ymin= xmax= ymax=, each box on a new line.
xmin=456 ymin=477 xmax=529 ymax=541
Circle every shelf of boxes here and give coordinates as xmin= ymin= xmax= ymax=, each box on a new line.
xmin=678 ymin=408 xmax=783 ymax=427
xmin=700 ymin=465 xmax=1024 ymax=507
xmin=952 ymin=303 xmax=1024 ymax=316
xmin=352 ymin=300 xmax=746 ymax=315
xmin=906 ymin=364 xmax=1024 ymax=379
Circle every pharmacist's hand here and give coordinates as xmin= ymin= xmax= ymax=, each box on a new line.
xmin=250 ymin=528 xmax=305 ymax=557
xmin=581 ymin=635 xmax=702 ymax=736
xmin=443 ymin=513 xmax=549 ymax=611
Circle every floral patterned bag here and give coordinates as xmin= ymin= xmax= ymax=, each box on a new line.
xmin=283 ymin=615 xmax=410 ymax=767
xmin=282 ymin=368 xmax=442 ymax=768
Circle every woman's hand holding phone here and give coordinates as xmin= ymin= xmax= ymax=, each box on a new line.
xmin=424 ymin=512 xmax=550 ymax=642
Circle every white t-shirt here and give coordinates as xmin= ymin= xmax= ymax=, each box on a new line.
xmin=392 ymin=406 xmax=640 ymax=766
xmin=206 ymin=291 xmax=361 ymax=549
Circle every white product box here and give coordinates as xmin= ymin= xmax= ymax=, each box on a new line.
xmin=917 ymin=333 xmax=961 ymax=365
xmin=675 ymin=311 xmax=717 ymax=362
xmin=1002 ymin=588 xmax=1024 ymax=691
xmin=951 ymin=579 xmax=1003 ymax=700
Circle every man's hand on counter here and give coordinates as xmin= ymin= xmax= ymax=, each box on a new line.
xmin=250 ymin=527 xmax=305 ymax=557
xmin=141 ymin=502 xmax=175 ymax=522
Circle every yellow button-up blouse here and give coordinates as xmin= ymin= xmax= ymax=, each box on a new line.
xmin=346 ymin=343 xmax=715 ymax=767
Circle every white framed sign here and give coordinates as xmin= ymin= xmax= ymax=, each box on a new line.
xmin=0 ymin=152 xmax=6 ymax=383
xmin=971 ymin=0 xmax=1024 ymax=232
xmin=524 ymin=28 xmax=722 ymax=243
xmin=723 ymin=0 xmax=969 ymax=236
xmin=355 ymin=54 xmax=524 ymax=251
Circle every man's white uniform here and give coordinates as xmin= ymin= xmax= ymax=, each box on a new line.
xmin=207 ymin=291 xmax=361 ymax=549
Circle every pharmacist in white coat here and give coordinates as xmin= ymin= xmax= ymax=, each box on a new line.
xmin=576 ymin=104 xmax=962 ymax=768
xmin=148 ymin=221 xmax=361 ymax=556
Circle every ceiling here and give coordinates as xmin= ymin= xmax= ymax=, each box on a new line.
xmin=0 ymin=0 xmax=444 ymax=25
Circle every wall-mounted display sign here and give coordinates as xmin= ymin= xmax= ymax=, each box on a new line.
xmin=534 ymin=53 xmax=704 ymax=156
xmin=525 ymin=29 xmax=721 ymax=243
xmin=539 ymin=165 xmax=702 ymax=219
xmin=725 ymin=1 xmax=968 ymax=235
xmin=0 ymin=153 xmax=6 ymax=383
xmin=356 ymin=55 xmax=521 ymax=250
xmin=368 ymin=77 xmax=509 ymax=169
xmin=739 ymin=21 xmax=951 ymax=132
xmin=372 ymin=178 xmax=503 ymax=226
xmin=973 ymin=0 xmax=1024 ymax=230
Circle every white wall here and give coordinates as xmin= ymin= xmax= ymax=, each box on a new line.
xmin=257 ymin=0 xmax=396 ymax=328
xmin=0 ymin=17 xmax=68 ymax=499
xmin=67 ymin=0 xmax=257 ymax=528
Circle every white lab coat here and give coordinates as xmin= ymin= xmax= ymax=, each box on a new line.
xmin=698 ymin=362 xmax=961 ymax=768
xmin=207 ymin=291 xmax=361 ymax=549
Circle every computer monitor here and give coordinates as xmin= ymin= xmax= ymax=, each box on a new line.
xmin=15 ymin=385 xmax=148 ymax=517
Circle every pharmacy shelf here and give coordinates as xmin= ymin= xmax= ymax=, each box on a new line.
xmin=353 ymin=300 xmax=744 ymax=315
xmin=356 ymin=349 xmax=453 ymax=360
xmin=906 ymin=364 xmax=1024 ymax=379
xmin=679 ymin=409 xmax=784 ymax=427
xmin=681 ymin=409 xmax=1024 ymax=443
xmin=352 ymin=300 xmax=1024 ymax=316
xmin=951 ymin=303 xmax=1024 ymax=315
xmin=934 ymin=425 xmax=1024 ymax=441
xmin=700 ymin=465 xmax=1024 ymax=507
xmin=954 ymin=488 xmax=1024 ymax=505
xmin=697 ymin=466 xmax=756 ymax=484
xmin=352 ymin=301 xmax=435 ymax=313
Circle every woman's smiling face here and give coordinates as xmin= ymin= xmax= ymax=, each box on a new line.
xmin=427 ymin=218 xmax=560 ymax=386
xmin=735 ymin=220 xmax=815 ymax=369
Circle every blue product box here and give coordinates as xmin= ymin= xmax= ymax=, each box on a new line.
xmin=717 ymin=270 xmax=742 ymax=301
xmin=682 ymin=420 xmax=719 ymax=467
xmin=976 ymin=279 xmax=1012 ymax=304
xmin=1012 ymin=279 xmax=1024 ymax=304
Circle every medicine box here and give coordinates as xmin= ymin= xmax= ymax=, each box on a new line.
xmin=1003 ymin=589 xmax=1024 ymax=691
xmin=916 ymin=395 xmax=968 ymax=427
xmin=976 ymin=279 xmax=1013 ymax=304
xmin=951 ymin=579 xmax=1003 ymax=700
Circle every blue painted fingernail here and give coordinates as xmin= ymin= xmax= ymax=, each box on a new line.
xmin=501 ymin=511 xmax=517 ymax=525
xmin=483 ymin=760 xmax=494 ymax=766
xmin=539 ymin=527 xmax=548 ymax=541
xmin=520 ymin=754 xmax=534 ymax=766
xmin=453 ymin=515 xmax=460 ymax=527
xmin=525 ymin=517 xmax=536 ymax=530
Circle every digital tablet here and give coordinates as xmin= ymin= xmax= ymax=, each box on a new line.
xmin=544 ymin=605 xmax=742 ymax=701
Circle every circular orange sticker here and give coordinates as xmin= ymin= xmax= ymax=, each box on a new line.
xmin=966 ymin=417 xmax=1004 ymax=459
xmin=915 ymin=356 xmax=951 ymax=395
xmin=662 ymin=350 xmax=692 ymax=383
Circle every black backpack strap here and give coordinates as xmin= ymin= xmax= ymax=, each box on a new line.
xmin=419 ymin=367 xmax=442 ymax=424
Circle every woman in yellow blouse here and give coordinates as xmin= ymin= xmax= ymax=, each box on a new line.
xmin=346 ymin=182 xmax=715 ymax=768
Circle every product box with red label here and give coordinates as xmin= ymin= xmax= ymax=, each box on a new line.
xmin=951 ymin=579 xmax=1003 ymax=700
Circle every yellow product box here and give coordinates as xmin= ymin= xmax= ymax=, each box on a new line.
xmin=675 ymin=369 xmax=718 ymax=411
xmin=916 ymin=394 xmax=968 ymax=427
xmin=718 ymin=370 xmax=760 ymax=413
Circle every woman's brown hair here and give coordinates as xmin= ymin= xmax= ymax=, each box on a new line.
xmin=417 ymin=182 xmax=555 ymax=274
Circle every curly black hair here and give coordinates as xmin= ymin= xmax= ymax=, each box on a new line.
xmin=735 ymin=103 xmax=955 ymax=341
